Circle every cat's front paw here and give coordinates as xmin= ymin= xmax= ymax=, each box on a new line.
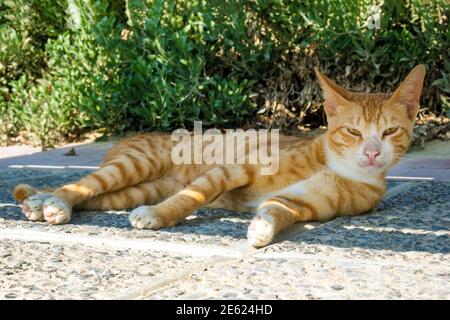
xmin=22 ymin=193 xmax=52 ymax=221
xmin=247 ymin=211 xmax=276 ymax=248
xmin=129 ymin=206 xmax=165 ymax=230
xmin=42 ymin=197 xmax=72 ymax=225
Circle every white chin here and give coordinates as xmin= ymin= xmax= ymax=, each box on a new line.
xmin=358 ymin=163 xmax=384 ymax=172
xmin=366 ymin=166 xmax=384 ymax=174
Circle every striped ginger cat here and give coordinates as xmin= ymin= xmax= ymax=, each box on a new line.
xmin=13 ymin=65 xmax=425 ymax=248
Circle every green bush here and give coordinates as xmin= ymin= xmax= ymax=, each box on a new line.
xmin=0 ymin=0 xmax=448 ymax=147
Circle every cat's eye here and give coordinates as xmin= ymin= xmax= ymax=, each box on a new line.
xmin=346 ymin=127 xmax=362 ymax=137
xmin=383 ymin=127 xmax=399 ymax=137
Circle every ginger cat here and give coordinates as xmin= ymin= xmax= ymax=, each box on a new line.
xmin=13 ymin=65 xmax=425 ymax=247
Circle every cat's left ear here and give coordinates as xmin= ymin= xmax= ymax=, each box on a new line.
xmin=389 ymin=64 xmax=426 ymax=120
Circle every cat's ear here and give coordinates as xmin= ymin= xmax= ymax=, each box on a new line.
xmin=314 ymin=67 xmax=352 ymax=116
xmin=389 ymin=64 xmax=426 ymax=120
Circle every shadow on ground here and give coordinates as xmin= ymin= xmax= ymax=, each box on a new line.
xmin=0 ymin=166 xmax=449 ymax=254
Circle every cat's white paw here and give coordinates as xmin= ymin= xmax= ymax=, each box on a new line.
xmin=42 ymin=197 xmax=72 ymax=225
xmin=129 ymin=206 xmax=164 ymax=230
xmin=22 ymin=193 xmax=52 ymax=221
xmin=247 ymin=211 xmax=276 ymax=248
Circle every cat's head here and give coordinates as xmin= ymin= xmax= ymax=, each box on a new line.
xmin=315 ymin=65 xmax=425 ymax=176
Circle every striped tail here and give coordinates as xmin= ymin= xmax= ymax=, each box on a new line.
xmin=13 ymin=184 xmax=38 ymax=202
xmin=13 ymin=184 xmax=56 ymax=203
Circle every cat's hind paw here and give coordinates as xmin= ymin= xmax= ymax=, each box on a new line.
xmin=22 ymin=193 xmax=52 ymax=221
xmin=129 ymin=206 xmax=165 ymax=230
xmin=247 ymin=211 xmax=276 ymax=248
xmin=42 ymin=197 xmax=72 ymax=225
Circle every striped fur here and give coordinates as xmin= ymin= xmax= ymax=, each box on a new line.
xmin=14 ymin=65 xmax=426 ymax=247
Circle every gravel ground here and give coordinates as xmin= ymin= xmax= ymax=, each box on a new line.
xmin=0 ymin=239 xmax=205 ymax=300
xmin=142 ymin=255 xmax=450 ymax=299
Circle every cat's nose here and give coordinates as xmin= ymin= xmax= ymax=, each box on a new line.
xmin=363 ymin=137 xmax=382 ymax=164
xmin=364 ymin=150 xmax=380 ymax=162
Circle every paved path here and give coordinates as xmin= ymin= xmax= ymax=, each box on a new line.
xmin=0 ymin=140 xmax=449 ymax=299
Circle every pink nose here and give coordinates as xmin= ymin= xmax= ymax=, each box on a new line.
xmin=364 ymin=150 xmax=380 ymax=162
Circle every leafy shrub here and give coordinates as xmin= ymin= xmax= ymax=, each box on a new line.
xmin=0 ymin=0 xmax=448 ymax=147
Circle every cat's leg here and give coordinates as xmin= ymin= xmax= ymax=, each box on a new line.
xmin=129 ymin=166 xmax=251 ymax=229
xmin=246 ymin=196 xmax=320 ymax=248
xmin=247 ymin=172 xmax=384 ymax=247
xmin=76 ymin=177 xmax=184 ymax=210
xmin=42 ymin=150 xmax=173 ymax=224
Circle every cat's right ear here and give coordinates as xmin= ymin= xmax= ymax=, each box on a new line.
xmin=314 ymin=67 xmax=352 ymax=116
xmin=389 ymin=64 xmax=426 ymax=120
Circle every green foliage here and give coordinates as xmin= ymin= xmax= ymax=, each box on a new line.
xmin=0 ymin=0 xmax=448 ymax=146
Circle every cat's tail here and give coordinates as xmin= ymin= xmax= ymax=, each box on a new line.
xmin=13 ymin=184 xmax=38 ymax=202
xmin=13 ymin=184 xmax=57 ymax=202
